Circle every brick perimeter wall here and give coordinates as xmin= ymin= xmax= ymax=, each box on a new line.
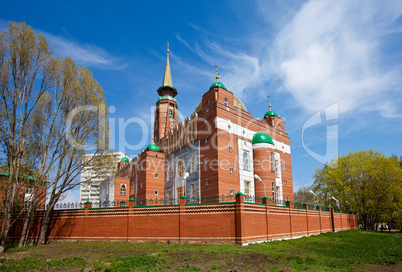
xmin=2 ymin=195 xmax=358 ymax=245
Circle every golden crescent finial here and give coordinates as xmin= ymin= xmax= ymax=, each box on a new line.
xmin=167 ymin=40 xmax=170 ymax=53
xmin=215 ymin=64 xmax=220 ymax=82
xmin=267 ymin=95 xmax=271 ymax=111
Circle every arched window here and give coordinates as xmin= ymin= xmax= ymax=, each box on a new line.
xmin=120 ymin=184 xmax=126 ymax=196
xmin=243 ymin=152 xmax=249 ymax=171
xmin=178 ymin=161 xmax=184 ymax=177
xmin=169 ymin=109 xmax=173 ymax=118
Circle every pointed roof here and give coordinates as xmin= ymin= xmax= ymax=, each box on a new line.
xmin=162 ymin=42 xmax=173 ymax=87
xmin=157 ymin=42 xmax=178 ymax=97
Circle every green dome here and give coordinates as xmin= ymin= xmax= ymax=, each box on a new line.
xmin=146 ymin=143 xmax=160 ymax=152
xmin=252 ymin=132 xmax=274 ymax=145
xmin=264 ymin=110 xmax=278 ymax=118
xmin=121 ymin=157 xmax=129 ymax=162
xmin=210 ymin=82 xmax=226 ymax=90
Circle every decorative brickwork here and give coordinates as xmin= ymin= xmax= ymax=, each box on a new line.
xmin=1 ymin=195 xmax=357 ymax=244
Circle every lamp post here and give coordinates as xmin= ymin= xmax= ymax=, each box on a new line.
xmin=254 ymin=174 xmax=266 ymax=197
xmin=181 ymin=172 xmax=189 ymax=197
xmin=345 ymin=200 xmax=352 ymax=210
xmin=331 ymin=196 xmax=339 ymax=208
xmin=309 ymin=190 xmax=318 ymax=206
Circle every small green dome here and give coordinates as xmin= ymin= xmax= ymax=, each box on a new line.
xmin=252 ymin=132 xmax=274 ymax=145
xmin=121 ymin=157 xmax=129 ymax=162
xmin=210 ymin=82 xmax=226 ymax=90
xmin=146 ymin=143 xmax=160 ymax=152
xmin=264 ymin=110 xmax=278 ymax=118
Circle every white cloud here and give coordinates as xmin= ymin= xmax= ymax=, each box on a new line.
xmin=175 ymin=33 xmax=266 ymax=100
xmin=272 ymin=0 xmax=402 ymax=117
xmin=41 ymin=32 xmax=128 ymax=70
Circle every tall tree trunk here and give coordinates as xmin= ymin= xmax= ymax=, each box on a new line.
xmin=0 ymin=180 xmax=17 ymax=251
xmin=37 ymin=200 xmax=56 ymax=245
xmin=18 ymin=201 xmax=35 ymax=247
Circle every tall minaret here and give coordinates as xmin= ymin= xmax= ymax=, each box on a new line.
xmin=154 ymin=42 xmax=179 ymax=142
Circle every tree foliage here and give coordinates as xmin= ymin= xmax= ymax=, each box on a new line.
xmin=0 ymin=22 xmax=113 ymax=249
xmin=312 ymin=150 xmax=402 ymax=230
xmin=293 ymin=185 xmax=316 ymax=205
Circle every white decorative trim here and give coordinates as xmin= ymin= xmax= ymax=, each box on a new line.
xmin=252 ymin=143 xmax=273 ymax=149
xmin=215 ymin=117 xmax=291 ymax=154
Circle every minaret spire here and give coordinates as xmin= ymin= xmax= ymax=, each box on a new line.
xmin=162 ymin=41 xmax=173 ymax=87
xmin=215 ymin=64 xmax=220 ymax=82
xmin=267 ymin=95 xmax=272 ymax=111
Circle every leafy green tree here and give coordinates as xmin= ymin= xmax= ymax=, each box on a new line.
xmin=0 ymin=22 xmax=52 ymax=250
xmin=293 ymin=185 xmax=316 ymax=205
xmin=313 ymin=150 xmax=402 ymax=230
xmin=0 ymin=22 xmax=113 ymax=248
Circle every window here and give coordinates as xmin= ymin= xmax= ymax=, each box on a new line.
xmin=25 ymin=187 xmax=33 ymax=195
xmin=178 ymin=161 xmax=184 ymax=177
xmin=284 ymin=179 xmax=287 ymax=185
xmin=193 ymin=138 xmax=196 ymax=144
xmin=191 ymin=154 xmax=196 ymax=173
xmin=205 ymin=118 xmax=208 ymax=123
xmin=155 ymin=190 xmax=159 ymax=195
xmin=120 ymin=184 xmax=126 ymax=196
xmin=206 ymin=179 xmax=209 ymax=185
xmin=168 ymin=190 xmax=172 ymax=200
xmin=205 ymin=137 xmax=208 ymax=143
xmin=229 ymin=167 xmax=233 ymax=174
xmin=285 ymin=196 xmax=288 ymax=201
xmin=228 ymin=146 xmax=232 ymax=152
xmin=191 ymin=183 xmax=196 ymax=199
xmin=275 ymin=159 xmax=279 ymax=178
xmin=230 ymin=189 xmax=234 ymax=195
xmin=167 ymin=166 xmax=170 ymax=180
xmin=270 ymin=152 xmax=274 ymax=171
xmin=140 ymin=182 xmax=143 ymax=188
xmin=205 ymin=158 xmax=209 ymax=164
xmin=242 ymin=151 xmax=249 ymax=171
xmin=224 ymin=97 xmax=228 ymax=106
xmin=177 ymin=186 xmax=184 ymax=197
xmin=278 ymin=124 xmax=281 ymax=130
xmin=272 ymin=182 xmax=275 ymax=201
xmin=155 ymin=174 xmax=159 ymax=178
xmin=169 ymin=109 xmax=173 ymax=118
xmin=244 ymin=181 xmax=250 ymax=195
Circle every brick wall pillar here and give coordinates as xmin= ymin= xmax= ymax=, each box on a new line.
xmin=128 ymin=198 xmax=135 ymax=241
xmin=317 ymin=205 xmax=322 ymax=233
xmin=179 ymin=195 xmax=187 ymax=243
xmin=84 ymin=201 xmax=92 ymax=240
xmin=329 ymin=207 xmax=335 ymax=232
xmin=235 ymin=192 xmax=245 ymax=245
xmin=286 ymin=200 xmax=292 ymax=237
xmin=304 ymin=203 xmax=309 ymax=235
xmin=263 ymin=196 xmax=270 ymax=241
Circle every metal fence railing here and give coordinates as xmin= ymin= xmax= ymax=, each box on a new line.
xmin=53 ymin=195 xmax=312 ymax=210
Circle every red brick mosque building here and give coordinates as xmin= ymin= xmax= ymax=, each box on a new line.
xmin=110 ymin=44 xmax=294 ymax=205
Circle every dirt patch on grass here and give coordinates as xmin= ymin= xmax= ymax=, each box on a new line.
xmin=353 ymin=264 xmax=402 ymax=272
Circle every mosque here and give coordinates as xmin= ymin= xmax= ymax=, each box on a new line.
xmin=106 ymin=44 xmax=293 ymax=205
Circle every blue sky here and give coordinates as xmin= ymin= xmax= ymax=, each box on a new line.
xmin=1 ymin=0 xmax=402 ymax=202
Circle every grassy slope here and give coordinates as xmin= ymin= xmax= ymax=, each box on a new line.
xmin=0 ymin=230 xmax=400 ymax=271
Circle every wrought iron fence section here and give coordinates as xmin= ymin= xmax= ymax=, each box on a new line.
xmin=53 ymin=195 xmax=306 ymax=210
xmin=308 ymin=203 xmax=318 ymax=210
xmin=293 ymin=202 xmax=305 ymax=208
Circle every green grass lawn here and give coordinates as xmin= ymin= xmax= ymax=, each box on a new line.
xmin=0 ymin=230 xmax=400 ymax=271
